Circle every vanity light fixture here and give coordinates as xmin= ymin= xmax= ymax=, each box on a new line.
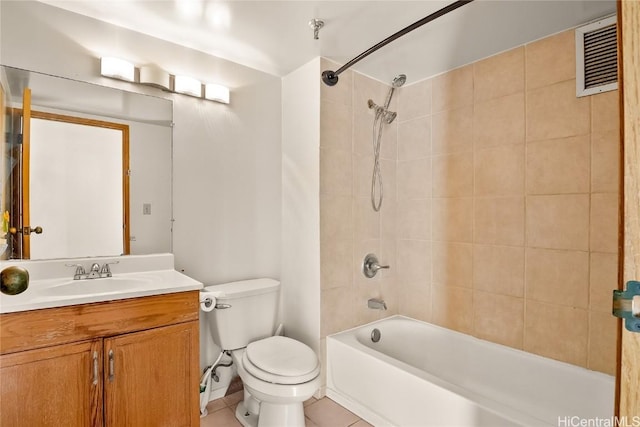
xmin=100 ymin=57 xmax=135 ymax=82
xmin=205 ymin=83 xmax=230 ymax=104
xmin=98 ymin=56 xmax=229 ymax=103
xmin=174 ymin=75 xmax=202 ymax=97
xmin=139 ymin=65 xmax=171 ymax=91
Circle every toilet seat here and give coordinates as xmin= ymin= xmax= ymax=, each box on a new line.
xmin=243 ymin=336 xmax=320 ymax=385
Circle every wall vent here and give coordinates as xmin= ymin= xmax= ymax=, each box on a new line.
xmin=576 ymin=15 xmax=618 ymax=97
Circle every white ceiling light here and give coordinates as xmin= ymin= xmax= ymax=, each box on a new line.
xmin=100 ymin=57 xmax=135 ymax=82
xmin=205 ymin=83 xmax=230 ymax=104
xmin=140 ymin=65 xmax=171 ymax=90
xmin=174 ymin=75 xmax=202 ymax=97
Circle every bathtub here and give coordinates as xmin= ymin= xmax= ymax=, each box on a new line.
xmin=326 ymin=316 xmax=614 ymax=427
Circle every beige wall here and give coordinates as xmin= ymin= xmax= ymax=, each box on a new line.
xmin=320 ymin=28 xmax=619 ymax=376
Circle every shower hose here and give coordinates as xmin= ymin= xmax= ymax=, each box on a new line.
xmin=371 ymin=106 xmax=386 ymax=212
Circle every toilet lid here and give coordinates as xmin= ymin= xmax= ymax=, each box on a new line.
xmin=243 ymin=336 xmax=319 ymax=385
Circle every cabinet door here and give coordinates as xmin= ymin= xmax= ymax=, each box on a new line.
xmin=104 ymin=321 xmax=199 ymax=427
xmin=0 ymin=340 xmax=103 ymax=426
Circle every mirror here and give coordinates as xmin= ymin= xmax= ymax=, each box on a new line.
xmin=1 ymin=65 xmax=173 ymax=260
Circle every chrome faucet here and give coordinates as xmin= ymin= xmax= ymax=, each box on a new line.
xmin=367 ymin=298 xmax=387 ymax=310
xmin=87 ymin=263 xmax=101 ymax=279
xmin=66 ymin=261 xmax=119 ymax=280
xmin=100 ymin=261 xmax=118 ymax=276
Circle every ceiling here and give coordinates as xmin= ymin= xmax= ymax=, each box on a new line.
xmin=38 ymin=0 xmax=616 ymax=86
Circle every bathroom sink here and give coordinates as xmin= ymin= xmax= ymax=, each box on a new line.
xmin=38 ymin=275 xmax=157 ymax=297
xmin=0 ymin=254 xmax=203 ymax=314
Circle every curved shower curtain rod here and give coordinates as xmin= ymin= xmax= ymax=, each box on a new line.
xmin=321 ymin=0 xmax=474 ymax=86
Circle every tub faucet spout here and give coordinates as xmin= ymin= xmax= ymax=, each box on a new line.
xmin=368 ymin=298 xmax=387 ymax=310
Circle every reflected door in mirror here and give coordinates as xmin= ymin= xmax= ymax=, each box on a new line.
xmin=28 ymin=113 xmax=130 ymax=259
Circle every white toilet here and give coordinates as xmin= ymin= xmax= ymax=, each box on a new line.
xmin=204 ymin=278 xmax=320 ymax=427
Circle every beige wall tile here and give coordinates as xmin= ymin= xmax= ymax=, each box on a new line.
xmin=399 ymin=282 xmax=432 ymax=323
xmin=432 ymin=197 xmax=473 ymax=243
xmin=397 ymin=239 xmax=431 ymax=286
xmin=590 ymin=193 xmax=619 ymax=253
xmin=592 ymin=130 xmax=621 ymax=193
xmin=320 ymin=195 xmax=353 ymax=243
xmin=398 ymin=79 xmax=432 ymax=121
xmin=321 ymin=238 xmax=353 ymax=290
xmin=321 ymin=99 xmax=352 ymax=151
xmin=432 ymin=65 xmax=473 ymax=112
xmin=525 ymin=248 xmax=589 ymax=308
xmin=526 ymin=80 xmax=590 ymax=142
xmin=353 ymin=197 xmax=380 ymax=240
xmin=474 ymin=47 xmax=525 ymax=102
xmin=353 ymin=154 xmax=373 ymax=198
xmin=526 ymin=194 xmax=589 ymax=251
xmin=591 ymin=89 xmax=620 ymax=133
xmin=321 ymin=287 xmax=355 ymax=337
xmin=397 ymin=158 xmax=431 ymax=199
xmin=321 ymin=59 xmax=352 ymax=107
xmin=432 ymin=242 xmax=473 ymax=288
xmin=524 ymin=301 xmax=588 ymax=367
xmin=432 ymin=285 xmax=473 ymax=334
xmin=525 ymin=30 xmax=575 ymax=90
xmin=380 ymin=121 xmax=398 ymax=161
xmin=353 ymin=112 xmax=372 ymax=157
xmin=432 ymin=106 xmax=473 ymax=155
xmin=396 ymin=198 xmax=430 ymax=240
xmin=381 ymin=197 xmax=397 ymax=241
xmin=433 ymin=152 xmax=474 ymax=197
xmin=474 ymin=145 xmax=524 ymax=196
xmin=474 ymin=197 xmax=525 ymax=246
xmin=590 ymin=252 xmax=619 ymax=313
xmin=380 ymin=158 xmax=396 ymax=202
xmin=526 ymin=135 xmax=590 ymax=195
xmin=588 ymin=311 xmax=617 ymax=375
xmin=473 ymin=244 xmax=524 ymax=297
xmin=473 ymin=93 xmax=525 ymax=149
xmin=353 ymin=111 xmax=397 ymax=160
xmin=320 ymin=148 xmax=352 ymax=196
xmin=473 ymin=291 xmax=524 ymax=349
xmin=398 ymin=116 xmax=431 ymax=161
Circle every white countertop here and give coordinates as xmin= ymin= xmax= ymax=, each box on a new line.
xmin=0 ymin=254 xmax=203 ymax=314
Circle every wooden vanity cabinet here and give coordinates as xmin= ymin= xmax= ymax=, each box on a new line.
xmin=0 ymin=291 xmax=200 ymax=427
xmin=0 ymin=339 xmax=103 ymax=426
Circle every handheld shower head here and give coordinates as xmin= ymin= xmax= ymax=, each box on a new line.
xmin=392 ymin=74 xmax=407 ymax=88
xmin=382 ymin=74 xmax=406 ymax=110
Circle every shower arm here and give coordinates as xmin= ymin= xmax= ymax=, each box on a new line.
xmin=321 ymin=0 xmax=474 ymax=86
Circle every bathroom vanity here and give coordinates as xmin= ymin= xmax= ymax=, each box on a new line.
xmin=0 ymin=254 xmax=202 ymax=426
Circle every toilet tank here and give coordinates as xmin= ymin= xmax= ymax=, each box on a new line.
xmin=204 ymin=278 xmax=280 ymax=350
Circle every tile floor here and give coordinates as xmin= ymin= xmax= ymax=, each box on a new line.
xmin=200 ymin=390 xmax=372 ymax=427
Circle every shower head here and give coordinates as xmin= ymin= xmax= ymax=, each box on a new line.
xmin=382 ymin=74 xmax=406 ymax=111
xmin=392 ymin=74 xmax=407 ymax=88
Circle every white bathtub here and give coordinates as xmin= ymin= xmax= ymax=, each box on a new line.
xmin=326 ymin=315 xmax=614 ymax=427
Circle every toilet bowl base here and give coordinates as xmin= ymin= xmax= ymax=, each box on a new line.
xmin=234 ymin=399 xmax=306 ymax=427
xmin=235 ymin=401 xmax=258 ymax=427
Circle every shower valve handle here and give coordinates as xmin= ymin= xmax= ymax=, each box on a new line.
xmin=363 ymin=253 xmax=389 ymax=278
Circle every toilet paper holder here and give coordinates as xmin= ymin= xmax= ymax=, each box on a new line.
xmin=200 ymin=296 xmax=231 ymax=310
